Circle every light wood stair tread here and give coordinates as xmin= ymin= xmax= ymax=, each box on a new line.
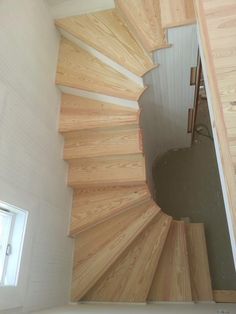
xmin=185 ymin=223 xmax=213 ymax=301
xmin=71 ymin=198 xmax=159 ymax=300
xmin=83 ymin=211 xmax=172 ymax=302
xmin=68 ymin=154 xmax=146 ymax=188
xmin=56 ymin=38 xmax=146 ymax=100
xmin=70 ymin=185 xmax=150 ymax=236
xmin=59 ymin=94 xmax=139 ymax=133
xmin=148 ymin=220 xmax=192 ymax=302
xmin=160 ymin=0 xmax=196 ymax=29
xmin=115 ymin=0 xmax=169 ymax=52
xmin=63 ymin=125 xmax=142 ymax=160
xmin=56 ymin=10 xmax=155 ymax=77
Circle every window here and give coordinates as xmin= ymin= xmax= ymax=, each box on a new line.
xmin=0 ymin=202 xmax=28 ymax=287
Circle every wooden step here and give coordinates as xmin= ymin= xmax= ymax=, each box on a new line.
xmin=56 ymin=38 xmax=146 ymax=100
xmin=185 ymin=223 xmax=213 ymax=301
xmin=159 ymin=0 xmax=196 ymax=29
xmin=70 ymin=185 xmax=150 ymax=236
xmin=115 ymin=0 xmax=169 ymax=52
xmin=56 ymin=10 xmax=156 ymax=77
xmin=83 ymin=211 xmax=172 ymax=302
xmin=63 ymin=125 xmax=142 ymax=160
xmin=68 ymin=154 xmax=146 ymax=188
xmin=59 ymin=94 xmax=139 ymax=133
xmin=71 ymin=198 xmax=160 ymax=301
xmin=148 ymin=221 xmax=192 ymax=302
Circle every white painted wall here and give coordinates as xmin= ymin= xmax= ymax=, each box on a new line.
xmin=33 ymin=303 xmax=236 ymax=314
xmin=0 ymin=0 xmax=73 ymax=312
xmin=46 ymin=0 xmax=115 ymax=19
xmin=140 ymin=25 xmax=198 ymax=194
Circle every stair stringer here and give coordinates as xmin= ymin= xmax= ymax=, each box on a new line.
xmin=53 ymin=3 xmax=213 ymax=305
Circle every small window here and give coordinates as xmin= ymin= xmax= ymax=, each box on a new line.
xmin=0 ymin=202 xmax=28 ymax=287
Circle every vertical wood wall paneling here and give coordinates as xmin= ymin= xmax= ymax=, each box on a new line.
xmin=140 ymin=25 xmax=198 ymax=194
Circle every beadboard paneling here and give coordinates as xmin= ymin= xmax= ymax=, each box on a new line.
xmin=140 ymin=25 xmax=198 ymax=194
xmin=0 ymin=0 xmax=73 ymax=312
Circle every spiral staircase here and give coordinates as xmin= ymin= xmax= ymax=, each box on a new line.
xmin=54 ymin=0 xmax=213 ymax=304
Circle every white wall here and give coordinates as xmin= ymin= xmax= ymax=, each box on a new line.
xmin=46 ymin=0 xmax=115 ymax=19
xmin=0 ymin=0 xmax=73 ymax=312
xmin=140 ymin=25 xmax=198 ymax=194
xmin=33 ymin=303 xmax=236 ymax=314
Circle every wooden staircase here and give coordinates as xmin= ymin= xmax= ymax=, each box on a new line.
xmin=54 ymin=0 xmax=214 ymax=304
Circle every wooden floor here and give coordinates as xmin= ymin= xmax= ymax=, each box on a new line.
xmin=195 ymin=0 xmax=236 ymax=264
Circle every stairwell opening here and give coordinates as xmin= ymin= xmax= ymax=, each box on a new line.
xmin=152 ymin=75 xmax=236 ymax=292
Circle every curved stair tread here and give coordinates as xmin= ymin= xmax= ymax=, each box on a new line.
xmin=159 ymin=0 xmax=196 ymax=29
xmin=68 ymin=154 xmax=146 ymax=188
xmin=59 ymin=94 xmax=139 ymax=133
xmin=186 ymin=223 xmax=213 ymax=301
xmin=148 ymin=220 xmax=192 ymax=302
xmin=63 ymin=125 xmax=142 ymax=160
xmin=56 ymin=10 xmax=156 ymax=77
xmin=116 ymin=0 xmax=169 ymax=52
xmin=71 ymin=198 xmax=160 ymax=301
xmin=83 ymin=211 xmax=172 ymax=302
xmin=70 ymin=185 xmax=150 ymax=236
xmin=56 ymin=38 xmax=146 ymax=100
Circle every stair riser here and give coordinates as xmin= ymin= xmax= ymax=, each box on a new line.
xmin=59 ymin=86 xmax=140 ymax=110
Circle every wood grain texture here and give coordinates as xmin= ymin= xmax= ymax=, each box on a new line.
xmin=63 ymin=125 xmax=142 ymax=160
xmin=185 ymin=223 xmax=213 ymax=301
xmin=115 ymin=0 xmax=169 ymax=52
xmin=56 ymin=38 xmax=146 ymax=100
xmin=160 ymin=0 xmax=196 ymax=29
xmin=68 ymin=154 xmax=146 ymax=188
xmin=56 ymin=10 xmax=155 ymax=76
xmin=195 ymin=0 xmax=236 ymax=264
xmin=148 ymin=221 xmax=192 ymax=302
xmin=59 ymin=94 xmax=139 ymax=133
xmin=70 ymin=185 xmax=150 ymax=236
xmin=71 ymin=198 xmax=159 ymax=300
xmin=213 ymin=290 xmax=236 ymax=303
xmin=83 ymin=211 xmax=172 ymax=302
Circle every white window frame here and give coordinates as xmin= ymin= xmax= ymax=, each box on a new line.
xmin=0 ymin=201 xmax=28 ymax=287
xmin=0 ymin=208 xmax=15 ymax=285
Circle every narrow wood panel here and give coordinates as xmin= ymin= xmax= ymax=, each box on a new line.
xmin=68 ymin=154 xmax=146 ymax=188
xmin=195 ymin=0 xmax=236 ymax=266
xmin=148 ymin=221 xmax=192 ymax=302
xmin=70 ymin=185 xmax=150 ymax=236
xmin=185 ymin=223 xmax=213 ymax=301
xmin=63 ymin=125 xmax=141 ymax=160
xmin=56 ymin=10 xmax=155 ymax=76
xmin=115 ymin=0 xmax=169 ymax=52
xmin=83 ymin=212 xmax=172 ymax=302
xmin=160 ymin=0 xmax=196 ymax=29
xmin=213 ymin=290 xmax=236 ymax=303
xmin=71 ymin=198 xmax=159 ymax=301
xmin=56 ymin=38 xmax=146 ymax=100
xmin=59 ymin=94 xmax=139 ymax=133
